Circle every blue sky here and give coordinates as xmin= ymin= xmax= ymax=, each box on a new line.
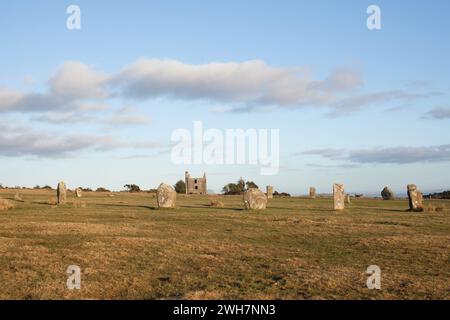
xmin=0 ymin=0 xmax=449 ymax=195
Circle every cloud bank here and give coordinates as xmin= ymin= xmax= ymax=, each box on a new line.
xmin=423 ymin=107 xmax=450 ymax=119
xmin=0 ymin=58 xmax=434 ymax=117
xmin=297 ymin=145 xmax=450 ymax=164
xmin=0 ymin=122 xmax=162 ymax=158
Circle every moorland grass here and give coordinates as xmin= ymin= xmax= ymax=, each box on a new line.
xmin=0 ymin=189 xmax=448 ymax=300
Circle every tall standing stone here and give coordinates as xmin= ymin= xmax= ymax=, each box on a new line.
xmin=243 ymin=188 xmax=267 ymax=210
xmin=333 ymin=183 xmax=345 ymax=210
xmin=157 ymin=183 xmax=177 ymax=208
xmin=57 ymin=182 xmax=67 ymax=205
xmin=407 ymin=184 xmax=423 ymax=212
xmin=381 ymin=187 xmax=395 ymax=200
xmin=266 ymin=186 xmax=274 ymax=199
xmin=75 ymin=188 xmax=82 ymax=198
xmin=309 ymin=187 xmax=316 ymax=199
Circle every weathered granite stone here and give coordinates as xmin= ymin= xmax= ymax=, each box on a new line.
xmin=57 ymin=182 xmax=67 ymax=205
xmin=309 ymin=187 xmax=316 ymax=199
xmin=381 ymin=187 xmax=395 ymax=200
xmin=0 ymin=198 xmax=14 ymax=211
xmin=346 ymin=194 xmax=351 ymax=204
xmin=75 ymin=188 xmax=82 ymax=198
xmin=157 ymin=183 xmax=176 ymax=208
xmin=333 ymin=183 xmax=345 ymax=210
xmin=266 ymin=186 xmax=274 ymax=199
xmin=407 ymin=184 xmax=423 ymax=212
xmin=243 ymin=188 xmax=267 ymax=210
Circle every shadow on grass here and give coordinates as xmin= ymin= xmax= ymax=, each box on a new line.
xmin=179 ymin=205 xmax=244 ymax=212
xmin=92 ymin=203 xmax=245 ymax=212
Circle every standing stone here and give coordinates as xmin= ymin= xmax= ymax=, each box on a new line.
xmin=75 ymin=188 xmax=82 ymax=198
xmin=309 ymin=187 xmax=316 ymax=199
xmin=407 ymin=184 xmax=424 ymax=212
xmin=381 ymin=187 xmax=395 ymax=200
xmin=333 ymin=183 xmax=345 ymax=210
xmin=57 ymin=182 xmax=67 ymax=205
xmin=243 ymin=188 xmax=267 ymax=210
xmin=346 ymin=194 xmax=351 ymax=204
xmin=266 ymin=186 xmax=274 ymax=199
xmin=157 ymin=183 xmax=177 ymax=208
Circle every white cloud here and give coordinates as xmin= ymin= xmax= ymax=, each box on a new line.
xmin=110 ymin=58 xmax=361 ymax=107
xmin=49 ymin=61 xmax=108 ymax=99
xmin=105 ymin=106 xmax=151 ymax=125
xmin=0 ymin=87 xmax=24 ymax=111
xmin=0 ymin=58 xmax=437 ymax=117
xmin=0 ymin=121 xmax=163 ymax=158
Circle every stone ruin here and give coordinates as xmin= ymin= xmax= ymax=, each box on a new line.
xmin=309 ymin=187 xmax=316 ymax=199
xmin=185 ymin=171 xmax=207 ymax=195
xmin=381 ymin=186 xmax=395 ymax=200
xmin=157 ymin=183 xmax=177 ymax=208
xmin=333 ymin=183 xmax=345 ymax=210
xmin=266 ymin=186 xmax=274 ymax=199
xmin=57 ymin=181 xmax=67 ymax=205
xmin=243 ymin=188 xmax=267 ymax=210
xmin=407 ymin=184 xmax=424 ymax=212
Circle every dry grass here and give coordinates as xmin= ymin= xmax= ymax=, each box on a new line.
xmin=210 ymin=200 xmax=225 ymax=207
xmin=0 ymin=189 xmax=449 ymax=300
xmin=425 ymin=204 xmax=446 ymax=213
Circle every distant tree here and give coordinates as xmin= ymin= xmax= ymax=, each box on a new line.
xmin=42 ymin=185 xmax=53 ymax=190
xmin=245 ymin=181 xmax=259 ymax=189
xmin=96 ymin=187 xmax=111 ymax=192
xmin=222 ymin=178 xmax=254 ymax=195
xmin=0 ymin=184 xmax=3 ymax=189
xmin=222 ymin=183 xmax=239 ymax=195
xmin=273 ymin=191 xmax=291 ymax=197
xmin=124 ymin=184 xmax=141 ymax=193
xmin=174 ymin=180 xmax=186 ymax=194
xmin=425 ymin=190 xmax=450 ymax=199
xmin=82 ymin=187 xmax=93 ymax=192
xmin=33 ymin=185 xmax=41 ymax=190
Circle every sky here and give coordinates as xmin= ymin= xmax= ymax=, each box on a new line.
xmin=0 ymin=0 xmax=449 ymax=195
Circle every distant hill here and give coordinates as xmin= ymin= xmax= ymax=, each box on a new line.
xmin=425 ymin=191 xmax=450 ymax=199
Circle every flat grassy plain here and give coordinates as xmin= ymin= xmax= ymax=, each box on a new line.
xmin=0 ymin=189 xmax=449 ymax=300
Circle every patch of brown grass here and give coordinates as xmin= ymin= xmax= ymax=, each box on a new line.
xmin=210 ymin=200 xmax=224 ymax=207
xmin=425 ymin=204 xmax=445 ymax=213
xmin=72 ymin=201 xmax=87 ymax=208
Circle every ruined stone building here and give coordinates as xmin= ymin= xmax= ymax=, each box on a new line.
xmin=185 ymin=171 xmax=207 ymax=195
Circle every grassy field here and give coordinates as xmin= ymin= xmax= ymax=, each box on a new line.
xmin=0 ymin=189 xmax=449 ymax=300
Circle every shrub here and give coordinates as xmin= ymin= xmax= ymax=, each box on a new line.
xmin=124 ymin=184 xmax=141 ymax=193
xmin=273 ymin=191 xmax=291 ymax=197
xmin=174 ymin=180 xmax=186 ymax=194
